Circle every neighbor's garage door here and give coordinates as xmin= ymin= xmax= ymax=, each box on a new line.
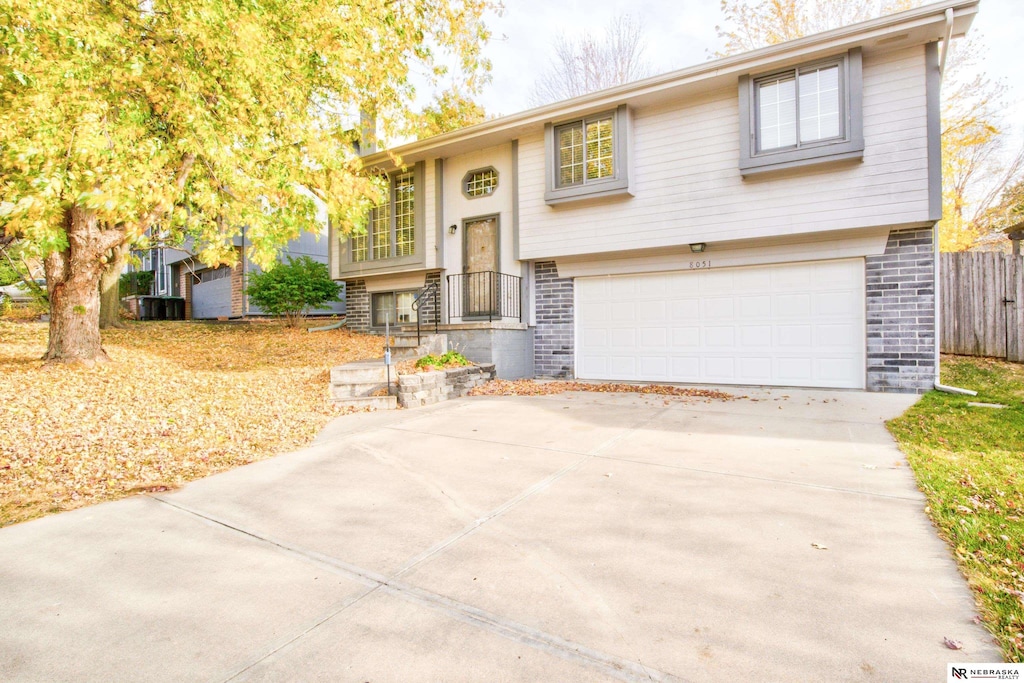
xmin=576 ymin=259 xmax=865 ymax=389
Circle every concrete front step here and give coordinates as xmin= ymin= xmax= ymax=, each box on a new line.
xmin=330 ymin=381 xmax=394 ymax=400
xmin=328 ymin=333 xmax=448 ymax=410
xmin=330 ymin=395 xmax=397 ymax=410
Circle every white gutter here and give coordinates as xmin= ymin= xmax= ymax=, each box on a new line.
xmin=939 ymin=8 xmax=955 ymax=78
xmin=933 ymin=8 xmax=977 ymax=396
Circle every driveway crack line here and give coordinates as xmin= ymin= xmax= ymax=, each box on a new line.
xmin=149 ymin=495 xmax=684 ymax=683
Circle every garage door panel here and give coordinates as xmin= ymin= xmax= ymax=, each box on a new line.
xmin=816 ymin=323 xmax=858 ymax=347
xmin=670 ymin=299 xmax=700 ymax=320
xmin=672 ymin=327 xmax=700 ymax=347
xmin=576 ymin=259 xmax=865 ymax=389
xmin=608 ymin=356 xmax=637 ymax=376
xmin=609 ymin=328 xmax=636 ymax=348
xmin=639 ymin=356 xmax=668 ymax=378
xmin=777 ymin=325 xmax=813 ymax=347
xmin=777 ymin=357 xmax=814 ymax=382
xmin=738 ymin=357 xmax=773 ymax=380
xmin=704 ymin=356 xmax=737 ymax=379
xmin=637 ymin=300 xmax=666 ymax=322
xmin=738 ymin=295 xmax=771 ymax=319
xmin=703 ymin=298 xmax=735 ymax=319
xmin=705 ymin=326 xmax=736 ymax=347
xmin=774 ymin=293 xmax=812 ymax=317
xmin=582 ymin=328 xmax=608 ymax=348
xmin=815 ymin=291 xmax=860 ymax=316
xmin=740 ymin=325 xmax=772 ymax=347
xmin=610 ymin=302 xmax=635 ymax=321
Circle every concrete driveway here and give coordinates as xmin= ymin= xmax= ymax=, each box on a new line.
xmin=0 ymin=388 xmax=1000 ymax=681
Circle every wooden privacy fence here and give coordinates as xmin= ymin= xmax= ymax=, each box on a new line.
xmin=940 ymin=252 xmax=1023 ymax=362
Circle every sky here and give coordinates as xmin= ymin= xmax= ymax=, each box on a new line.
xmin=472 ymin=0 xmax=1024 ymax=148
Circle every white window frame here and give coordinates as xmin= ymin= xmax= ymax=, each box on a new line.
xmin=544 ymin=104 xmax=632 ymax=205
xmin=739 ymin=48 xmax=864 ymax=176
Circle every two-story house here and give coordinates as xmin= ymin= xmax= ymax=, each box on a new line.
xmin=331 ymin=0 xmax=977 ymax=393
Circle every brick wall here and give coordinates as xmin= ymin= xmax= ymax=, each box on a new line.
xmin=865 ymin=227 xmax=936 ymax=393
xmin=230 ymin=254 xmax=244 ymax=317
xmin=178 ymin=266 xmax=193 ymax=320
xmin=345 ymin=278 xmax=370 ymax=331
xmin=533 ymin=261 xmax=574 ymax=378
xmin=417 ymin=270 xmax=442 ymax=328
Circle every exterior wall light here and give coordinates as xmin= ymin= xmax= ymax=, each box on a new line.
xmin=689 ymin=242 xmax=707 ymax=253
xmin=449 ymin=224 xmax=458 ymax=235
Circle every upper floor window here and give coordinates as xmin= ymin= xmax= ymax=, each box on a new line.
xmin=739 ymin=48 xmax=863 ymax=176
xmin=463 ymin=167 xmax=498 ymax=198
xmin=544 ymin=104 xmax=632 ymax=205
xmin=556 ymin=115 xmax=614 ymax=187
xmin=352 ymin=170 xmax=415 ymax=263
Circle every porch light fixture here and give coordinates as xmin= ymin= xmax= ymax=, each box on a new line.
xmin=449 ymin=224 xmax=458 ymax=235
xmin=689 ymin=242 xmax=706 ymax=253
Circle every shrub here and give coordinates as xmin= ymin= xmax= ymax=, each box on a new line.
xmin=119 ymin=271 xmax=154 ymax=297
xmin=245 ymin=256 xmax=341 ymax=327
xmin=414 ymin=351 xmax=471 ymax=370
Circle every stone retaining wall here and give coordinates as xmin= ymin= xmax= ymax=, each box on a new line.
xmin=397 ymin=363 xmax=496 ymax=408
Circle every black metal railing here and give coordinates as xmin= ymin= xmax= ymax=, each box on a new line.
xmin=411 ymin=281 xmax=440 ymax=344
xmin=447 ymin=271 xmax=521 ymax=323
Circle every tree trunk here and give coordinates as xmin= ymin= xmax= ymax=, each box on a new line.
xmin=44 ymin=207 xmax=125 ymax=364
xmin=99 ymin=244 xmax=129 ymax=329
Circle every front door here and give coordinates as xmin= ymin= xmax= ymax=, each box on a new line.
xmin=464 ymin=216 xmax=499 ymax=317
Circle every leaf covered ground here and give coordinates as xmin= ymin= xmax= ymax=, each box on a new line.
xmin=0 ymin=320 xmax=383 ymax=527
xmin=468 ymin=379 xmax=733 ymax=401
xmin=888 ymin=356 xmax=1024 ymax=661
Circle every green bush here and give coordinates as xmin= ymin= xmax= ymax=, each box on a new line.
xmin=414 ymin=351 xmax=471 ymax=370
xmin=119 ymin=270 xmax=154 ymax=297
xmin=245 ymin=256 xmax=341 ymax=327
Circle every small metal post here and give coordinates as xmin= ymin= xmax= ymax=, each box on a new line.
xmin=384 ymin=314 xmax=392 ymax=396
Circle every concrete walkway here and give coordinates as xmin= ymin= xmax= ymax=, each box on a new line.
xmin=0 ymin=388 xmax=1000 ymax=681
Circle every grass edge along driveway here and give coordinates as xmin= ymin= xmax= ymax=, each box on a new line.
xmin=889 ymin=356 xmax=1024 ymax=662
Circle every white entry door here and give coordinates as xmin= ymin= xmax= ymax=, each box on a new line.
xmin=575 ymin=259 xmax=865 ymax=389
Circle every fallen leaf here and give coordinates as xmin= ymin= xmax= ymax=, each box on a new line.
xmin=811 ymin=543 xmax=828 ymax=550
xmin=943 ymin=637 xmax=963 ymax=650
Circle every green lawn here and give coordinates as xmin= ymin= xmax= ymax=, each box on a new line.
xmin=889 ymin=356 xmax=1024 ymax=661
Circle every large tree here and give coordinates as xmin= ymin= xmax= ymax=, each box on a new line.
xmin=0 ymin=0 xmax=495 ymax=363
xmin=530 ymin=13 xmax=653 ymax=107
xmin=715 ymin=0 xmax=1023 ymax=252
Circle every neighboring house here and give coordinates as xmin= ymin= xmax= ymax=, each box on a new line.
xmin=129 ymin=228 xmax=345 ymax=320
xmin=331 ymin=1 xmax=977 ymax=392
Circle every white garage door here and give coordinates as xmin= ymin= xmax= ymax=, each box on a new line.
xmin=576 ymin=259 xmax=865 ymax=389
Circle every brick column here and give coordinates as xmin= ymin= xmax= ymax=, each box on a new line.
xmin=865 ymin=227 xmax=936 ymax=392
xmin=345 ymin=279 xmax=370 ymax=331
xmin=533 ymin=261 xmax=574 ymax=378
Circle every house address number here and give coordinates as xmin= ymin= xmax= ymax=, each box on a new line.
xmin=688 ymin=260 xmax=712 ymax=269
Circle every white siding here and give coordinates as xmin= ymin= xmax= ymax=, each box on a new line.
xmin=441 ymin=143 xmax=516 ymax=276
xmin=517 ymin=46 xmax=931 ymax=261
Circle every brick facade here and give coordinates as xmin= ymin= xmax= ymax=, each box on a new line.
xmin=533 ymin=260 xmax=574 ymax=378
xmin=178 ymin=266 xmax=193 ymax=320
xmin=230 ymin=257 xmax=245 ymax=317
xmin=416 ymin=270 xmax=442 ymax=328
xmin=865 ymin=227 xmax=936 ymax=393
xmin=345 ymin=278 xmax=370 ymax=331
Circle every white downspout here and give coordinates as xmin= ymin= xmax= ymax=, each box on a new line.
xmin=933 ymin=7 xmax=978 ymax=397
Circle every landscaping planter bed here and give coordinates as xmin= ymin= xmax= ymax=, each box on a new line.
xmin=397 ymin=363 xmax=496 ymax=408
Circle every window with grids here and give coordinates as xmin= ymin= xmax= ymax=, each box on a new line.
xmin=394 ymin=172 xmax=415 ymax=256
xmin=349 ymin=171 xmax=415 ymax=262
xmin=555 ymin=115 xmax=614 ymax=188
xmin=372 ymin=291 xmax=417 ymax=326
xmin=463 ymin=168 xmax=498 ymax=197
xmin=756 ymin=61 xmax=842 ymax=152
xmin=739 ymin=50 xmax=862 ymax=175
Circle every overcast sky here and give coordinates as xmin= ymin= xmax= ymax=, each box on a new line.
xmin=473 ymin=0 xmax=1024 ymax=147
